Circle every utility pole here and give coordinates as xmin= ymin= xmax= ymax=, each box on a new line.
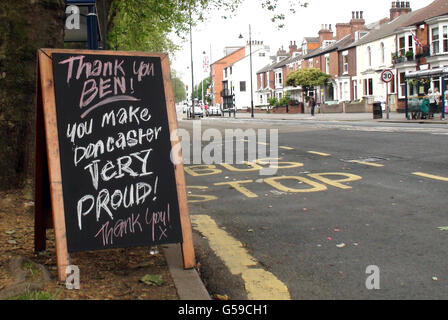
xmin=249 ymin=24 xmax=254 ymax=118
xmin=189 ymin=10 xmax=195 ymax=119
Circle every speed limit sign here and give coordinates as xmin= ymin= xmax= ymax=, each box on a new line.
xmin=381 ymin=69 xmax=394 ymax=83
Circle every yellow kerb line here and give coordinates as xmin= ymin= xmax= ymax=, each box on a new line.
xmin=413 ymin=172 xmax=448 ymax=182
xmin=307 ymin=151 xmax=330 ymax=157
xmin=348 ymin=160 xmax=384 ymax=167
xmin=191 ymin=215 xmax=291 ymax=300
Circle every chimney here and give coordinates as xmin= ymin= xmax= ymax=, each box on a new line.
xmin=350 ymin=10 xmax=366 ymax=33
xmin=390 ymin=1 xmax=412 ymax=20
xmin=288 ymin=40 xmax=298 ymax=57
xmin=318 ymin=24 xmax=333 ymax=45
xmin=336 ymin=11 xmax=366 ymax=40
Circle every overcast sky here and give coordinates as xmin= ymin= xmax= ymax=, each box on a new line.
xmin=171 ymin=0 xmax=432 ymax=86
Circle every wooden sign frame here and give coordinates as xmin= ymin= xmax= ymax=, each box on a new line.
xmin=35 ymin=48 xmax=195 ymax=281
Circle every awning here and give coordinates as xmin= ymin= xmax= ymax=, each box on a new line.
xmin=405 ymin=67 xmax=448 ymax=79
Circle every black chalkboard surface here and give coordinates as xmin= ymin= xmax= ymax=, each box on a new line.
xmin=51 ymin=53 xmax=183 ymax=252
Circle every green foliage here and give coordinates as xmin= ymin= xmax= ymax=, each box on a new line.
xmin=268 ymin=97 xmax=278 ymax=106
xmin=279 ymin=91 xmax=291 ymax=106
xmin=286 ymin=68 xmax=331 ymax=90
xmin=107 ymin=0 xmax=310 ymax=53
xmin=172 ymin=77 xmax=187 ymax=103
xmin=193 ymin=77 xmax=211 ymax=103
xmin=8 ymin=291 xmax=54 ymax=300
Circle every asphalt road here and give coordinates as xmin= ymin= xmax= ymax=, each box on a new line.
xmin=179 ymin=117 xmax=448 ymax=300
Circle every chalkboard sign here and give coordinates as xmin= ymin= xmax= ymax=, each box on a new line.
xmin=35 ymin=49 xmax=194 ymax=280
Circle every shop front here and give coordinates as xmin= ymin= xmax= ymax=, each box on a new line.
xmin=404 ymin=67 xmax=447 ymax=120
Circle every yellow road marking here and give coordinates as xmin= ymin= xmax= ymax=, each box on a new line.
xmin=307 ymin=151 xmax=330 ymax=157
xmin=413 ymin=172 xmax=448 ymax=182
xmin=264 ymin=176 xmax=327 ymax=193
xmin=280 ymin=146 xmax=294 ymax=150
xmin=308 ymin=173 xmax=362 ymax=190
xmin=214 ymin=180 xmax=258 ymax=198
xmin=191 ymin=215 xmax=291 ymax=300
xmin=348 ymin=160 xmax=384 ymax=167
xmin=187 ymin=186 xmax=218 ymax=203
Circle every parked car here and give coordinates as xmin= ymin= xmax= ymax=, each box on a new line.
xmin=207 ymin=105 xmax=222 ymax=116
xmin=187 ymin=104 xmax=204 ymax=118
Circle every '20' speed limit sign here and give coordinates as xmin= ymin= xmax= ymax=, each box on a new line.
xmin=381 ymin=69 xmax=394 ymax=83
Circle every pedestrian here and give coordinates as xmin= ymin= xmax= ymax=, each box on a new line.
xmin=310 ymin=97 xmax=316 ymax=117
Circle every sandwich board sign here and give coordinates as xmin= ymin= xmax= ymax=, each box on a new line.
xmin=35 ymin=49 xmax=195 ymax=281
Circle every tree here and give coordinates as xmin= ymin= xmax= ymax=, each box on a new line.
xmin=106 ymin=0 xmax=310 ymax=53
xmin=0 ymin=0 xmax=64 ymax=193
xmin=193 ymin=77 xmax=211 ymax=103
xmin=172 ymin=77 xmax=187 ymax=103
xmin=286 ymin=68 xmax=330 ymax=102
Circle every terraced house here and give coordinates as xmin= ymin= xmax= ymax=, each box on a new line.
xmin=216 ymin=0 xmax=448 ymax=115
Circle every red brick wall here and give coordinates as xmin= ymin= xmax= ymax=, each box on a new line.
xmin=211 ymin=47 xmax=245 ymax=105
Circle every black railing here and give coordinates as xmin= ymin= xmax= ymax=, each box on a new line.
xmin=221 ymin=89 xmax=232 ymax=97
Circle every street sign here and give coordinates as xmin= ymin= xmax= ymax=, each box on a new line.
xmin=35 ymin=48 xmax=195 ymax=280
xmin=381 ymin=69 xmax=394 ymax=83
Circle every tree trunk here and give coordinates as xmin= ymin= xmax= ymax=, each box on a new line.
xmin=0 ymin=0 xmax=65 ymax=193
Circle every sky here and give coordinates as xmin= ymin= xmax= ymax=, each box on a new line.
xmin=171 ymin=0 xmax=432 ymax=86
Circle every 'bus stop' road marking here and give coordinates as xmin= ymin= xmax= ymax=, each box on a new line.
xmin=412 ymin=172 xmax=448 ymax=182
xmin=191 ymin=215 xmax=291 ymax=300
xmin=348 ymin=160 xmax=384 ymax=167
xmin=307 ymin=151 xmax=331 ymax=157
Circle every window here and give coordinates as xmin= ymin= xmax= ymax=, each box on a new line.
xmin=339 ymin=82 xmax=343 ymax=100
xmin=276 ymin=72 xmax=282 ymax=85
xmin=407 ymin=35 xmax=414 ymax=54
xmin=444 ymin=26 xmax=448 ymax=53
xmin=432 ymin=27 xmax=440 ymax=54
xmin=363 ymin=78 xmax=373 ymax=96
xmin=259 ymin=52 xmax=265 ymax=57
xmin=230 ymin=67 xmax=233 ymax=75
xmin=353 ymin=80 xmax=357 ymax=100
xmin=399 ymin=37 xmax=406 ymax=56
xmin=224 ymin=68 xmax=228 ymax=78
xmin=308 ymin=59 xmax=313 ymax=67
xmin=343 ymin=55 xmax=349 ymax=74
xmin=240 ymin=81 xmax=246 ymax=92
xmin=260 ymin=95 xmax=263 ymax=104
xmin=367 ymin=47 xmax=372 ymax=67
xmin=380 ymin=43 xmax=385 ymax=65
xmin=326 ymin=56 xmax=330 ymax=74
xmin=399 ymin=72 xmax=406 ymax=97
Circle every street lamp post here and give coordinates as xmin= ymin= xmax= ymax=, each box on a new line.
xmin=189 ymin=13 xmax=195 ymax=120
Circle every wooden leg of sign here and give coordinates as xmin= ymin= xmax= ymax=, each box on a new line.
xmin=160 ymin=54 xmax=196 ymax=269
xmin=38 ymin=50 xmax=70 ymax=281
xmin=34 ymin=72 xmax=47 ymax=252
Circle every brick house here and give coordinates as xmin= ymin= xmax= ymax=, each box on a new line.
xmin=210 ymin=46 xmax=245 ymax=107
xmin=392 ymin=0 xmax=448 ymax=112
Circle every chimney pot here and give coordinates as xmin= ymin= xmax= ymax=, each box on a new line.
xmin=360 ymin=11 xmax=363 ymax=19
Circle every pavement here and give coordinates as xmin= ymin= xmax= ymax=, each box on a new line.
xmin=162 ymin=244 xmax=211 ymax=300
xmin=178 ymin=110 xmax=448 ymax=123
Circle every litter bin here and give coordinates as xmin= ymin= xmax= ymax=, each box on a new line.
xmin=373 ymin=102 xmax=383 ymax=119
